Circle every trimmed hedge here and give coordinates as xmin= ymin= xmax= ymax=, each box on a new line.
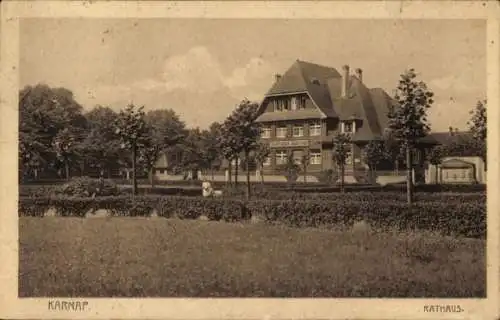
xmin=19 ymin=195 xmax=486 ymax=239
xmin=381 ymin=183 xmax=486 ymax=193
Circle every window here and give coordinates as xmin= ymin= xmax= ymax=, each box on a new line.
xmin=292 ymin=125 xmax=304 ymax=137
xmin=274 ymin=99 xmax=291 ymax=112
xmin=274 ymin=100 xmax=282 ymax=112
xmin=341 ymin=121 xmax=355 ymax=134
xmin=283 ymin=99 xmax=290 ymax=111
xmin=261 ymin=127 xmax=271 ymax=139
xmin=276 ymin=127 xmax=287 ymax=138
xmin=310 ymin=151 xmax=321 ymax=165
xmin=309 ymin=121 xmax=321 ymax=136
xmin=291 ymin=96 xmax=307 ymax=110
xmin=263 ymin=156 xmax=271 ymax=167
xmin=276 ymin=150 xmax=287 ymax=165
xmin=298 ymin=96 xmax=306 ymax=110
xmin=344 ymin=122 xmax=353 ymax=133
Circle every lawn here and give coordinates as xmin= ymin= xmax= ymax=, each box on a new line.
xmin=19 ymin=217 xmax=485 ymax=298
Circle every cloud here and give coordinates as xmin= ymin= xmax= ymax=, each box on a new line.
xmin=130 ymin=46 xmax=274 ymax=98
xmin=159 ymin=46 xmax=226 ymax=93
xmin=224 ymin=57 xmax=271 ymax=88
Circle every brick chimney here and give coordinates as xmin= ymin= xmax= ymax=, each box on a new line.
xmin=275 ymin=74 xmax=282 ymax=82
xmin=355 ymin=68 xmax=363 ymax=83
xmin=341 ymin=65 xmax=350 ymax=98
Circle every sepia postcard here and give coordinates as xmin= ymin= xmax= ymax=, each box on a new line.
xmin=1 ymin=1 xmax=499 ymax=319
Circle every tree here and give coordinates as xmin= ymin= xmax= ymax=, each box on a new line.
xmin=468 ymin=99 xmax=487 ymax=165
xmin=178 ymin=128 xmax=206 ymax=180
xmin=427 ymin=144 xmax=446 ymax=183
xmin=332 ymin=133 xmax=352 ymax=193
xmin=254 ymin=142 xmax=270 ymax=184
xmin=362 ymin=139 xmax=386 ymax=183
xmin=142 ymin=109 xmax=186 ymax=187
xmin=300 ymin=150 xmax=310 ymax=183
xmin=279 ymin=153 xmax=300 ymax=185
xmin=201 ymin=122 xmax=223 ymax=180
xmin=81 ymin=106 xmax=121 ymax=178
xmin=220 ymin=99 xmax=261 ymax=199
xmin=387 ymin=68 xmax=434 ymax=205
xmin=52 ymin=127 xmax=81 ymax=180
xmin=382 ymin=129 xmax=405 ymax=174
xmin=218 ymin=127 xmax=238 ymax=187
xmin=19 ymin=84 xmax=86 ymax=180
xmin=114 ymin=104 xmax=149 ymax=196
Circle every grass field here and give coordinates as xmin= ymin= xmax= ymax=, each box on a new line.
xmin=19 ymin=217 xmax=485 ymax=298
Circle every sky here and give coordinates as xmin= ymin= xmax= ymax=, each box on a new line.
xmin=20 ymin=18 xmax=486 ymax=131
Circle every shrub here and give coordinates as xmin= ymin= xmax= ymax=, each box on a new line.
xmin=120 ymin=186 xmax=201 ymax=197
xmin=106 ymin=197 xmax=155 ymax=217
xmin=18 ymin=197 xmax=51 ymax=217
xmin=53 ymin=177 xmax=119 ymax=197
xmin=247 ymin=199 xmax=359 ymax=228
xmin=313 ymin=169 xmax=339 ymax=185
xmin=19 ymin=185 xmax=57 ymax=198
xmin=382 ymin=183 xmax=486 ymax=193
xmin=18 ymin=193 xmax=486 ymax=239
xmin=246 ymin=197 xmax=485 ymax=238
xmin=51 ymin=197 xmax=94 ymax=217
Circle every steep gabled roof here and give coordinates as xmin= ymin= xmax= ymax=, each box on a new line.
xmin=328 ymin=77 xmax=391 ymax=141
xmin=266 ymin=60 xmax=341 ymax=95
xmin=266 ymin=60 xmax=310 ymax=95
xmin=257 ymin=60 xmax=394 ymax=140
xmin=369 ymin=88 xmax=393 ymax=133
xmin=261 ymin=59 xmax=340 ymax=118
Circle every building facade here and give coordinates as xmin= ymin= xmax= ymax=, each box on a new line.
xmin=255 ymin=59 xmax=401 ymax=176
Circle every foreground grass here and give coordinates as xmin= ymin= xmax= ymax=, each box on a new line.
xmin=19 ymin=217 xmax=485 ymax=297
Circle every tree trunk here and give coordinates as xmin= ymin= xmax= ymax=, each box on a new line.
xmin=132 ymin=143 xmax=138 ymax=197
xmin=245 ymin=150 xmax=251 ymax=200
xmin=303 ymin=165 xmax=307 ymax=183
xmin=34 ymin=168 xmax=38 ymax=180
xmin=149 ymin=168 xmax=155 ymax=188
xmin=340 ymin=163 xmax=345 ymax=193
xmin=434 ymin=164 xmax=439 ymax=184
xmin=65 ymin=161 xmax=70 ymax=181
xmin=260 ymin=165 xmax=265 ymax=184
xmin=235 ymin=156 xmax=239 ymax=187
xmin=211 ymin=165 xmax=214 ymax=181
xmin=406 ymin=146 xmax=413 ymax=206
xmin=228 ymin=160 xmax=232 ymax=187
xmin=395 ymin=160 xmax=399 ymax=175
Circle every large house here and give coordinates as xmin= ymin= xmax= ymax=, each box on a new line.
xmin=150 ymin=59 xmax=484 ymax=184
xmin=255 ymin=59 xmax=409 ymax=177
